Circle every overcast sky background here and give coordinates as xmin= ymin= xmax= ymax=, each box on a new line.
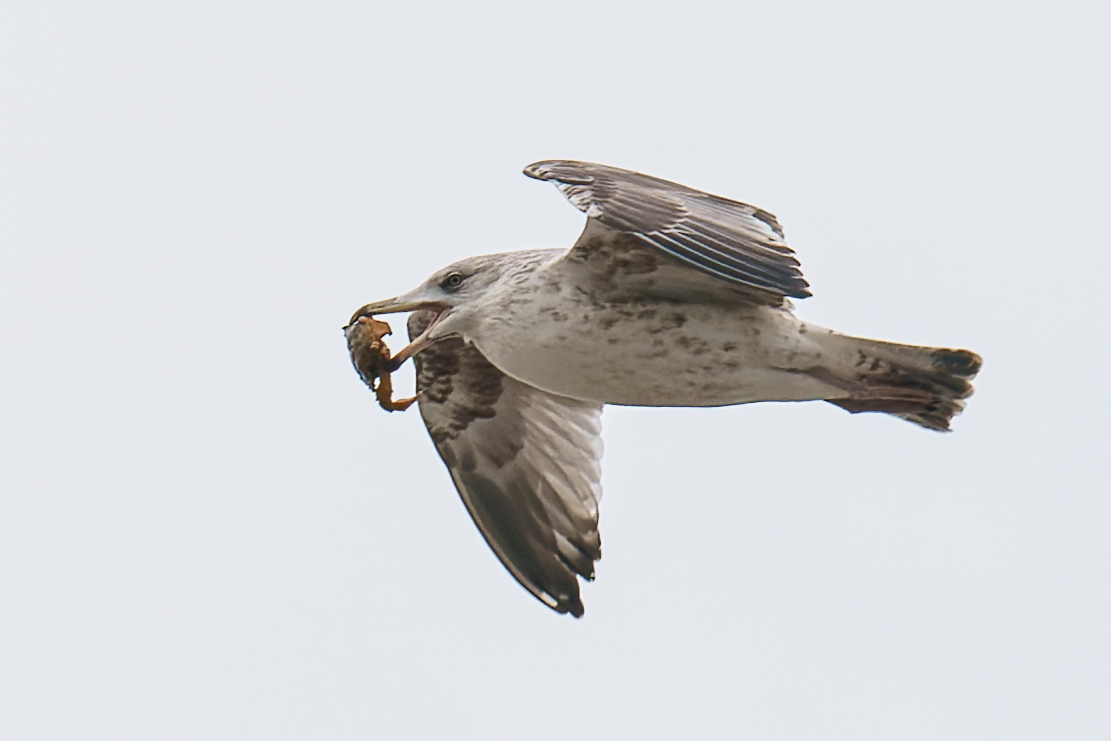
xmin=2 ymin=1 xmax=1109 ymax=739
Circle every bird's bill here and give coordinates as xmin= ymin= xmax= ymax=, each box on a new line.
xmin=346 ymin=291 xmax=449 ymax=327
xmin=348 ymin=296 xmax=423 ymax=318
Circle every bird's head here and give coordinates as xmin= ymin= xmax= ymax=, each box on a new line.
xmin=346 ymin=254 xmax=512 ymax=339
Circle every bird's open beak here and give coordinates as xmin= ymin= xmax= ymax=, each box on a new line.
xmin=345 ymin=291 xmax=452 ymax=371
xmin=346 ymin=289 xmax=451 ymax=324
xmin=346 ymin=296 xmax=427 ymax=325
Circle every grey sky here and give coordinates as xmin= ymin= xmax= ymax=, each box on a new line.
xmin=1 ymin=1 xmax=1108 ymax=738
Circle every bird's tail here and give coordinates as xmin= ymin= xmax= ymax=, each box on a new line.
xmin=807 ymin=327 xmax=983 ymax=431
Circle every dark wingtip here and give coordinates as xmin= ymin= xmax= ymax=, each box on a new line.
xmin=523 ymin=161 xmax=555 ymax=181
xmin=932 ymin=348 xmax=983 ymax=377
xmin=784 ymin=278 xmax=812 ymax=299
xmin=523 ymin=160 xmax=593 ymax=185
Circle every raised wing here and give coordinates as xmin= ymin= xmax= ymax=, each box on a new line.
xmin=524 ymin=159 xmax=811 ymax=300
xmin=407 ymin=310 xmax=604 ymax=617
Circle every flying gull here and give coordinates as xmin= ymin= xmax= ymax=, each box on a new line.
xmin=346 ymin=160 xmax=982 ymax=617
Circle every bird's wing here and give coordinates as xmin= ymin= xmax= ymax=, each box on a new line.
xmin=524 ymin=159 xmax=811 ymax=301
xmin=407 ymin=311 xmax=604 ymax=617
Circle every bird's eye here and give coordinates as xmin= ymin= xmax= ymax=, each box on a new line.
xmin=441 ymin=272 xmax=465 ymax=290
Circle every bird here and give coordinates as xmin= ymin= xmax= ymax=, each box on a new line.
xmin=346 ymin=160 xmax=982 ymax=617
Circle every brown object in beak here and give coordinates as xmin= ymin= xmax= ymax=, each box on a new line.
xmin=345 ymin=315 xmax=416 ymax=412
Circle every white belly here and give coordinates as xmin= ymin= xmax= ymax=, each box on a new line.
xmin=470 ymin=296 xmax=843 ymax=407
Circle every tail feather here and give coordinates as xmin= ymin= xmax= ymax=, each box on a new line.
xmin=810 ymin=330 xmax=982 ymax=432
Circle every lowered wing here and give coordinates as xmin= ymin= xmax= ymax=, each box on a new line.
xmin=407 ymin=310 xmax=605 ymax=617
